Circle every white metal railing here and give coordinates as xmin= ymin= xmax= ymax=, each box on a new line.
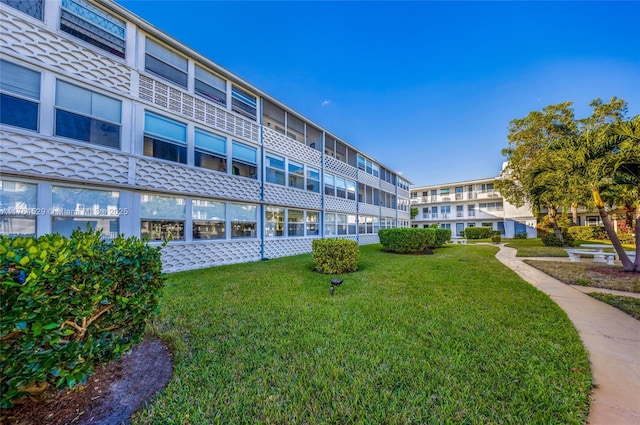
xmin=409 ymin=190 xmax=502 ymax=204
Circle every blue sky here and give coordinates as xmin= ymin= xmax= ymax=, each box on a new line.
xmin=116 ymin=0 xmax=640 ymax=186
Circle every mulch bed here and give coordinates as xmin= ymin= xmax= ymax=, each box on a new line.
xmin=1 ymin=338 xmax=173 ymax=425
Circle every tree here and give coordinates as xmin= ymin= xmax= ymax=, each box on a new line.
xmin=547 ymin=100 xmax=638 ymax=272
xmin=496 ymin=102 xmax=576 ymax=244
xmin=410 ymin=207 xmax=419 ymax=220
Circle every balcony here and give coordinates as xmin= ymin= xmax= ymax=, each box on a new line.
xmin=417 ymin=210 xmax=502 ymax=221
xmin=410 ymin=190 xmax=502 ymax=205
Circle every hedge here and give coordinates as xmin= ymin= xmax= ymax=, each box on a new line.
xmin=378 ymin=228 xmax=451 ymax=253
xmin=460 ymin=227 xmax=494 ymax=240
xmin=0 ymin=228 xmax=165 ymax=407
xmin=312 ymin=239 xmax=359 ymax=274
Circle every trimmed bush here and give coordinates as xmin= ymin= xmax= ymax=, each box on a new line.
xmin=491 ymin=234 xmax=502 ymax=243
xmin=312 ymin=239 xmax=359 ymax=274
xmin=463 ymin=227 xmax=494 ymax=240
xmin=0 ymin=228 xmax=165 ymax=407
xmin=567 ymin=226 xmax=598 ymax=241
xmin=539 ymin=228 xmax=575 ymax=247
xmin=514 ymin=232 xmax=528 ymax=239
xmin=378 ymin=228 xmax=451 ymax=253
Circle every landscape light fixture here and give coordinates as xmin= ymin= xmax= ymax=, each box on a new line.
xmin=330 ymin=279 xmax=343 ymax=295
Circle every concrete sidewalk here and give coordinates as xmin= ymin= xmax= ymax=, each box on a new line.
xmin=494 ymin=244 xmax=640 ymax=425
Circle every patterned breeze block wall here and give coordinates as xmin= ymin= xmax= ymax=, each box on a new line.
xmin=263 ymin=184 xmax=322 ymax=210
xmin=264 ymin=238 xmax=315 ymax=259
xmin=160 ymin=240 xmax=262 ymax=272
xmin=1 ymin=9 xmax=130 ymax=94
xmin=324 ymin=156 xmax=357 ymax=180
xmin=263 ymin=127 xmax=322 ymax=167
xmin=0 ymin=131 xmax=130 ymax=185
xmin=135 ymin=158 xmax=262 ymax=202
xmin=139 ymin=75 xmax=259 ymax=144
xmin=358 ymin=234 xmax=380 ymax=245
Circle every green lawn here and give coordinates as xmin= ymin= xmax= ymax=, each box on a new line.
xmin=134 ymin=244 xmax=591 ymax=424
xmin=504 ymin=238 xmax=569 ymax=257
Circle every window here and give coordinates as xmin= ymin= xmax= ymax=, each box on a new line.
xmin=266 ymin=154 xmax=285 ymax=185
xmin=52 ymin=186 xmax=120 ymax=239
xmin=195 ymin=65 xmax=226 ymax=105
xmin=55 ymin=80 xmax=121 ymax=148
xmin=324 ymin=213 xmax=335 ymax=236
xmin=265 ymin=207 xmax=284 ymax=237
xmin=440 ymin=188 xmax=450 ymax=195
xmin=232 ymin=142 xmax=257 ymax=179
xmin=324 ymin=174 xmax=335 ymax=197
xmin=288 ymin=209 xmax=304 ymax=237
xmin=0 ymin=180 xmax=37 ymax=236
xmin=456 ymin=205 xmax=464 ymax=218
xmin=397 ymin=178 xmax=409 ymax=191
xmin=195 ymin=129 xmax=226 ymax=172
xmin=2 ymin=0 xmax=43 ymax=20
xmin=60 ymin=0 xmax=126 ymax=58
xmin=140 ymin=195 xmax=185 ymax=241
xmin=479 ymin=202 xmax=503 ymax=211
xmin=335 ymin=214 xmax=347 ymax=235
xmin=468 ymin=204 xmax=476 ymax=217
xmin=336 ymin=177 xmax=346 ymax=198
xmin=481 ymin=223 xmax=493 ymax=228
xmin=307 ymin=167 xmax=320 ymax=193
xmin=306 ymin=125 xmax=321 ymax=151
xmin=306 ymin=211 xmax=320 ymax=236
xmin=358 ymin=216 xmax=379 ymax=234
xmin=455 ymin=186 xmax=463 ymax=200
xmin=192 ymin=199 xmax=225 ymax=240
xmin=357 ymin=155 xmax=365 ymax=171
xmin=231 ymin=85 xmax=257 ymax=120
xmin=325 ymin=137 xmax=335 ymax=158
xmin=286 ymin=114 xmax=304 ymax=141
xmin=440 ymin=205 xmax=451 ymax=217
xmin=230 ymin=203 xmax=256 ymax=238
xmin=145 ymin=38 xmax=187 ymax=88
xmin=497 ymin=221 xmax=505 ymax=235
xmin=335 ymin=142 xmax=347 ymax=162
xmin=263 ymin=100 xmax=285 ymax=134
xmin=0 ymin=60 xmax=40 ymax=131
xmin=346 ymin=180 xmax=356 ymax=201
xmin=481 ymin=183 xmax=494 ymax=192
xmin=288 ymin=161 xmax=304 ymax=189
xmin=144 ymin=112 xmax=187 ymax=163
xmin=347 ymin=215 xmax=357 ymax=234
xmin=441 ymin=223 xmax=451 ymax=230
xmin=372 ymin=163 xmax=379 ymax=178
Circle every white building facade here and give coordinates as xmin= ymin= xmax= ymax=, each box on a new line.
xmin=410 ymin=177 xmax=537 ymax=239
xmin=0 ymin=0 xmax=411 ymax=272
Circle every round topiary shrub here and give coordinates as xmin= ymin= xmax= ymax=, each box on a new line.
xmin=312 ymin=239 xmax=359 ymax=274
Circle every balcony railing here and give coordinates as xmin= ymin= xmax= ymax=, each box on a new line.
xmin=410 ymin=190 xmax=501 ymax=205
xmin=416 ymin=210 xmax=501 ymax=221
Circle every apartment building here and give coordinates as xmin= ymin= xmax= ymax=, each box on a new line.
xmin=410 ymin=177 xmax=537 ymax=238
xmin=0 ymin=0 xmax=411 ymax=272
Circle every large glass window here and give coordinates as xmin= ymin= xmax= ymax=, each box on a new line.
xmin=1 ymin=0 xmax=43 ymax=20
xmin=324 ymin=174 xmax=335 ymax=197
xmin=0 ymin=60 xmax=40 ymax=131
xmin=144 ymin=112 xmax=187 ymax=163
xmin=335 ymin=177 xmax=346 ymax=199
xmin=51 ymin=186 xmax=120 ymax=239
xmin=230 ymin=203 xmax=256 ymax=238
xmin=232 ymin=142 xmax=257 ymax=179
xmin=140 ymin=194 xmax=185 ymax=241
xmin=287 ymin=209 xmax=304 ymax=237
xmin=192 ymin=199 xmax=225 ymax=240
xmin=307 ymin=167 xmax=320 ymax=193
xmin=265 ymin=207 xmax=284 ymax=237
xmin=337 ymin=213 xmax=347 ymax=235
xmin=231 ymin=85 xmax=257 ymax=120
xmin=306 ymin=211 xmax=319 ymax=236
xmin=55 ymin=80 xmax=121 ymax=148
xmin=195 ymin=129 xmax=226 ymax=172
xmin=60 ymin=0 xmax=126 ymax=58
xmin=145 ymin=38 xmax=188 ymax=88
xmin=195 ymin=65 xmax=226 ymax=106
xmin=347 ymin=215 xmax=357 ymax=234
xmin=0 ymin=180 xmax=37 ymax=236
xmin=324 ymin=213 xmax=335 ymax=236
xmin=288 ymin=161 xmax=305 ymax=189
xmin=265 ymin=154 xmax=285 ymax=185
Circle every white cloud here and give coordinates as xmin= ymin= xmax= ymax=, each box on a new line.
xmin=321 ymin=100 xmax=331 ymax=107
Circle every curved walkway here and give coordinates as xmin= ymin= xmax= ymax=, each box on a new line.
xmin=494 ymin=244 xmax=640 ymax=425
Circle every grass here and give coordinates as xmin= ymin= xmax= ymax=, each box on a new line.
xmin=524 ymin=260 xmax=640 ymax=293
xmin=504 ymin=238 xmax=569 ymax=257
xmin=133 ymin=244 xmax=592 ymax=424
xmin=587 ymin=293 xmax=640 ymax=320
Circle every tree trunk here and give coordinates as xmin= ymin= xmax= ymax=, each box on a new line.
xmin=635 ymin=205 xmax=640 ymax=272
xmin=593 ymin=190 xmax=635 ymax=272
xmin=571 ymin=203 xmax=579 ymax=225
xmin=548 ymin=205 xmax=564 ymax=243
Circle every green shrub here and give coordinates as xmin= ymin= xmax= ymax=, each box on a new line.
xmin=567 ymin=226 xmax=598 ymax=241
xmin=539 ymin=228 xmax=575 ymax=247
xmin=463 ymin=227 xmax=494 ymax=240
xmin=0 ymin=228 xmax=165 ymax=407
xmin=312 ymin=239 xmax=359 ymax=274
xmin=378 ymin=228 xmax=451 ymax=253
xmin=491 ymin=234 xmax=502 ymax=243
xmin=514 ymin=232 xmax=528 ymax=239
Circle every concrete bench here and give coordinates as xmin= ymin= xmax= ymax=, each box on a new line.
xmin=565 ymin=249 xmax=616 ymax=265
xmin=449 ymin=237 xmax=467 ymax=244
